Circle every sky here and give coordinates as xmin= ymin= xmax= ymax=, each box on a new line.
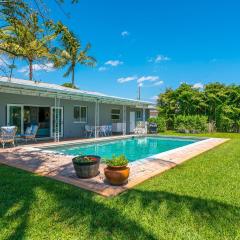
xmin=7 ymin=0 xmax=240 ymax=102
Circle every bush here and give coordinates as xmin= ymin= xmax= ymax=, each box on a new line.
xmin=174 ymin=115 xmax=208 ymax=133
xmin=148 ymin=117 xmax=166 ymax=132
xmin=105 ymin=155 xmax=128 ymax=167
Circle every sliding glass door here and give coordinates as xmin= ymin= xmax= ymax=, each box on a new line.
xmin=7 ymin=105 xmax=23 ymax=134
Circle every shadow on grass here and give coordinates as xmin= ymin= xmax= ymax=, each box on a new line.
xmin=0 ymin=165 xmax=157 ymax=240
xmin=1 ymin=164 xmax=240 ymax=239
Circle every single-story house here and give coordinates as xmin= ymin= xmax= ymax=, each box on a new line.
xmin=0 ymin=77 xmax=153 ymax=140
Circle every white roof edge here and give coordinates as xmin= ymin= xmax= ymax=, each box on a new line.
xmin=0 ymin=77 xmax=154 ymax=106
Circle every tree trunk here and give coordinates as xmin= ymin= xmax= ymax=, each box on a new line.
xmin=71 ymin=66 xmax=75 ymax=87
xmin=29 ymin=60 xmax=33 ymax=81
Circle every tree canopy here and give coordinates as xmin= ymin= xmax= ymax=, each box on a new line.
xmin=157 ymin=83 xmax=240 ymax=132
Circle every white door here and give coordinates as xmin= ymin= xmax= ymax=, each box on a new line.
xmin=51 ymin=107 xmax=64 ymax=138
xmin=130 ymin=111 xmax=135 ymax=132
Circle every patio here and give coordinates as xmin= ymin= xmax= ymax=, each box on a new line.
xmin=0 ymin=135 xmax=228 ymax=197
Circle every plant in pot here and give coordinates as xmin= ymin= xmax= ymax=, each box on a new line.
xmin=72 ymin=155 xmax=100 ymax=178
xmin=104 ymin=155 xmax=130 ymax=186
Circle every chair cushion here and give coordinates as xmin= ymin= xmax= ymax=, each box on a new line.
xmin=25 ymin=127 xmax=32 ymax=135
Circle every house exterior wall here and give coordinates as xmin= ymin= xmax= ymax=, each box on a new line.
xmin=0 ymin=92 xmax=149 ymax=138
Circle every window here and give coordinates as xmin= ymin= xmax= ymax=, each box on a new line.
xmin=136 ymin=110 xmax=142 ymax=120
xmin=74 ymin=106 xmax=87 ymax=122
xmin=111 ymin=109 xmax=120 ymax=121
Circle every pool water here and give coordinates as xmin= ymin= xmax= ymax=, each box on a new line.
xmin=45 ymin=137 xmax=199 ymax=162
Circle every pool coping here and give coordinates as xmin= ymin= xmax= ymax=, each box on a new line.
xmin=0 ymin=135 xmax=229 ymax=197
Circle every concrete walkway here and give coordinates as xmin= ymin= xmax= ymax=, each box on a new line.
xmin=0 ymin=136 xmax=228 ymax=197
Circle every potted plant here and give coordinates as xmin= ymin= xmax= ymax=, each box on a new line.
xmin=104 ymin=155 xmax=130 ymax=185
xmin=72 ymin=155 xmax=100 ymax=178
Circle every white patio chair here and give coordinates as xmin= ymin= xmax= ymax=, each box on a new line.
xmin=85 ymin=125 xmax=94 ymax=137
xmin=0 ymin=126 xmax=17 ymax=148
xmin=107 ymin=125 xmax=112 ymax=136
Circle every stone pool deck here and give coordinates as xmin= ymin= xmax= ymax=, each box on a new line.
xmin=0 ymin=135 xmax=229 ymax=197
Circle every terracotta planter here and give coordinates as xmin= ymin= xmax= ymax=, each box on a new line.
xmin=72 ymin=155 xmax=100 ymax=178
xmin=104 ymin=165 xmax=130 ymax=186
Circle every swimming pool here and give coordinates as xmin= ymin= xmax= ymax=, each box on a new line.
xmin=44 ymin=136 xmax=199 ymax=162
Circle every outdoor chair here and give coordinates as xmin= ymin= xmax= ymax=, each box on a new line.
xmin=85 ymin=125 xmax=94 ymax=137
xmin=133 ymin=121 xmax=147 ymax=135
xmin=99 ymin=125 xmax=107 ymax=137
xmin=0 ymin=126 xmax=17 ymax=148
xmin=107 ymin=125 xmax=112 ymax=136
xmin=21 ymin=124 xmax=39 ymax=143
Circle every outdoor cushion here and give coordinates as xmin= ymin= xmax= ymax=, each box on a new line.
xmin=25 ymin=126 xmax=32 ymax=135
xmin=1 ymin=126 xmax=16 ymax=134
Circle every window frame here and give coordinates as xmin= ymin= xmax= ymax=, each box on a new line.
xmin=136 ymin=110 xmax=142 ymax=120
xmin=73 ymin=105 xmax=88 ymax=123
xmin=111 ymin=108 xmax=121 ymax=121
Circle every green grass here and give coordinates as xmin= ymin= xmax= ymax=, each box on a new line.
xmin=0 ymin=132 xmax=240 ymax=240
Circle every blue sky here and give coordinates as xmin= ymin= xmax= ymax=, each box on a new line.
xmin=12 ymin=0 xmax=240 ymax=101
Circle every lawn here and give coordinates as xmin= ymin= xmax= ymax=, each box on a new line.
xmin=0 ymin=132 xmax=240 ymax=240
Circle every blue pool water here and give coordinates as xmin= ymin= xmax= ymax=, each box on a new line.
xmin=45 ymin=137 xmax=199 ymax=162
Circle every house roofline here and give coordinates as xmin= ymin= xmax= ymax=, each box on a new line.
xmin=0 ymin=77 xmax=155 ymax=108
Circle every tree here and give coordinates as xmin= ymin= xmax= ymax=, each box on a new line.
xmin=52 ymin=23 xmax=96 ymax=87
xmin=0 ymin=11 xmax=57 ymax=80
xmin=62 ymin=82 xmax=79 ymax=89
xmin=156 ymin=82 xmax=240 ymax=133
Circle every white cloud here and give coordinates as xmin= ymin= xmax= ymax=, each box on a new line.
xmin=117 ymin=75 xmax=163 ymax=87
xmin=98 ymin=66 xmax=107 ymax=72
xmin=151 ymin=95 xmax=158 ymax=100
xmin=155 ymin=55 xmax=171 ymax=63
xmin=18 ymin=62 xmax=55 ymax=73
xmin=153 ymin=80 xmax=164 ymax=86
xmin=149 ymin=54 xmax=171 ymax=63
xmin=192 ymin=82 xmax=204 ymax=89
xmin=117 ymin=76 xmax=137 ymax=83
xmin=137 ymin=75 xmax=160 ymax=83
xmin=121 ymin=31 xmax=129 ymax=37
xmin=105 ymin=60 xmax=123 ymax=67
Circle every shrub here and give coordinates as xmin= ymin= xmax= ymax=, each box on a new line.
xmin=174 ymin=115 xmax=208 ymax=133
xmin=105 ymin=155 xmax=128 ymax=167
xmin=72 ymin=155 xmax=99 ymax=165
xmin=148 ymin=117 xmax=166 ymax=132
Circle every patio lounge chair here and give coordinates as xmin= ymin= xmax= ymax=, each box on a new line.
xmin=133 ymin=121 xmax=147 ymax=135
xmin=21 ymin=124 xmax=39 ymax=142
xmin=0 ymin=126 xmax=17 ymax=148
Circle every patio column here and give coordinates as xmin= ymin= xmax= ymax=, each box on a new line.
xmin=54 ymin=96 xmax=61 ymax=142
xmin=122 ymin=105 xmax=126 ymax=135
xmin=143 ymin=106 xmax=147 ymax=131
xmin=95 ymin=100 xmax=100 ymax=138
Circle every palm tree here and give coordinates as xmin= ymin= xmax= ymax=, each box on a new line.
xmin=55 ymin=24 xmax=96 ymax=87
xmin=0 ymin=12 xmax=57 ymax=80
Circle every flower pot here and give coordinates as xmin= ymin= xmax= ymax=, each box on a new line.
xmin=104 ymin=165 xmax=130 ymax=186
xmin=72 ymin=155 xmax=100 ymax=178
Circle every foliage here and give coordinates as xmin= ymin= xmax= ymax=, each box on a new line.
xmin=62 ymin=82 xmax=78 ymax=89
xmin=105 ymin=155 xmax=128 ymax=167
xmin=0 ymin=1 xmax=96 ymax=84
xmin=148 ymin=117 xmax=166 ymax=132
xmin=49 ymin=22 xmax=96 ymax=87
xmin=157 ymin=83 xmax=240 ymax=132
xmin=72 ymin=155 xmax=99 ymax=165
xmin=0 ymin=132 xmax=240 ymax=239
xmin=0 ymin=2 xmax=58 ymax=80
xmin=174 ymin=115 xmax=208 ymax=133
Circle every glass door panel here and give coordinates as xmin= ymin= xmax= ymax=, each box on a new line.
xmin=7 ymin=105 xmax=23 ymax=134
